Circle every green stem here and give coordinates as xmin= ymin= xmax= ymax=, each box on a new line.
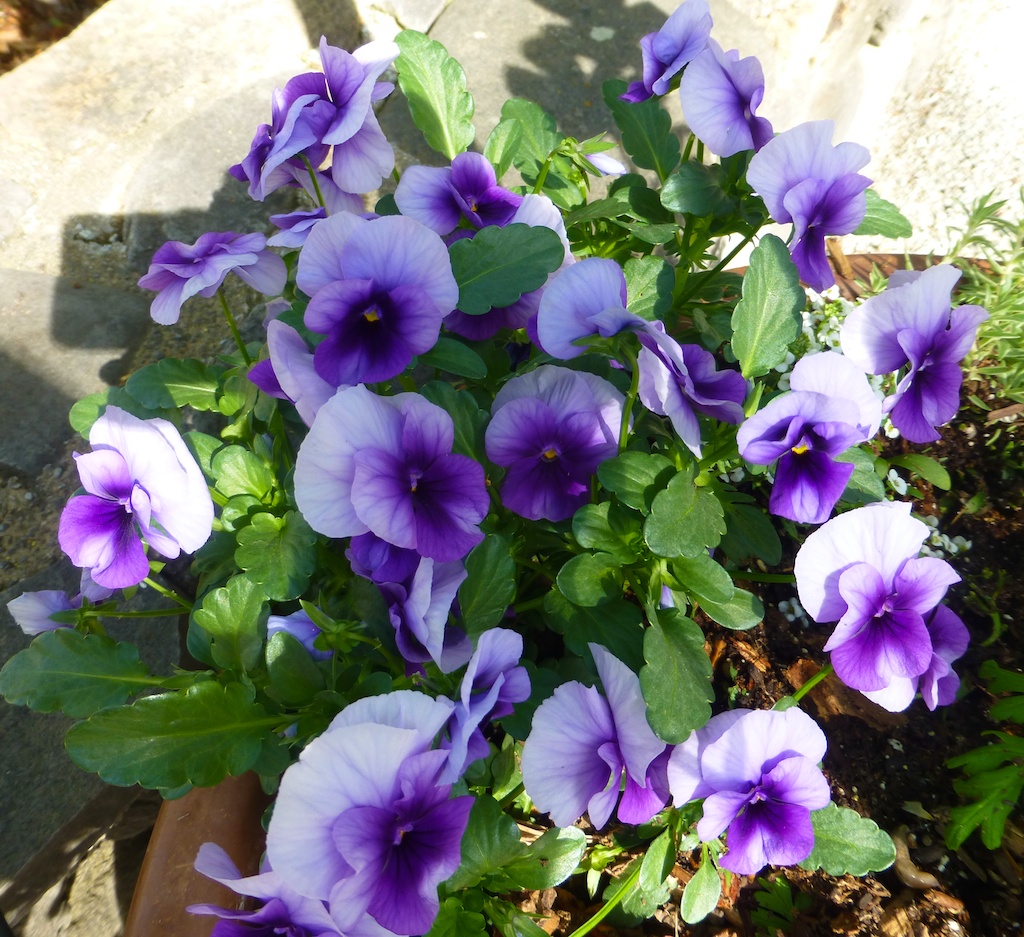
xmin=618 ymin=344 xmax=640 ymax=453
xmin=218 ymin=292 xmax=252 ymax=366
xmin=532 ymin=157 xmax=552 ymax=195
xmin=301 ymin=155 xmax=327 ymax=210
xmin=570 ymin=860 xmax=643 ymax=937
xmin=513 ymin=595 xmax=547 ymax=614
xmin=143 ymin=577 xmax=193 ymax=611
xmin=497 ymin=782 xmax=525 ymax=811
xmin=792 ymin=662 xmax=834 ymax=703
xmin=729 ymin=570 xmax=796 ymax=584
xmin=94 ymin=607 xmax=189 ymax=620
xmin=676 ymin=229 xmax=757 ymax=306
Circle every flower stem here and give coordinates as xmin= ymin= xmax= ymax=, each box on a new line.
xmin=618 ymin=344 xmax=640 ymax=453
xmin=570 ymin=859 xmax=643 ymax=937
xmin=302 ymin=155 xmax=327 ymax=210
xmin=729 ymin=570 xmax=796 ymax=584
xmin=142 ymin=577 xmax=193 ymax=611
xmin=94 ymin=607 xmax=188 ymax=620
xmin=218 ymin=292 xmax=252 ymax=366
xmin=792 ymin=662 xmax=834 ymax=703
xmin=676 ymin=228 xmax=757 ymax=306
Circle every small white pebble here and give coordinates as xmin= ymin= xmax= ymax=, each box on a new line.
xmin=590 ymin=26 xmax=615 ymax=41
xmin=889 ymin=738 xmax=904 ymax=752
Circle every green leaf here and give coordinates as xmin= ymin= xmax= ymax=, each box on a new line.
xmin=640 ymin=609 xmax=713 ymax=742
xmin=837 ymin=447 xmax=886 ymax=504
xmin=418 ymin=336 xmax=488 ymax=380
xmin=602 ymin=80 xmax=680 ymax=181
xmin=948 ymin=764 xmax=1024 ymax=849
xmin=543 ymin=590 xmax=645 ymax=672
xmin=854 ymin=188 xmax=913 ymax=238
xmin=672 ymin=552 xmax=734 ymax=604
xmin=572 ymin=501 xmax=642 ymax=564
xmin=184 ymin=431 xmax=224 ymax=480
xmin=265 ymin=631 xmax=326 ymax=707
xmin=0 ymin=629 xmax=153 ymax=718
xmin=69 ymin=387 xmax=170 ymax=437
xmin=234 ymin=511 xmax=317 ymax=601
xmin=624 ymin=255 xmax=675 ymax=321
xmin=450 ymin=224 xmax=565 ymax=315
xmin=64 ymin=680 xmax=273 ymax=789
xmin=720 ymin=503 xmax=782 ymax=566
xmin=505 ymin=826 xmax=587 ymax=890
xmin=731 ymin=234 xmax=804 ymax=378
xmin=459 ymin=535 xmax=517 ymax=637
xmin=448 ymin=795 xmax=526 ymax=889
xmin=645 ymin=477 xmax=725 ymax=559
xmin=800 ymin=802 xmax=897 ymax=875
xmin=395 ymin=31 xmax=474 ymax=159
xmin=191 ymin=575 xmax=268 ymax=672
xmin=426 ymin=898 xmax=489 ymax=937
xmin=125 ymin=358 xmax=224 ymax=411
xmin=500 ymin=98 xmax=562 ymax=175
xmin=887 ymin=454 xmax=951 ymax=490
xmin=420 ymin=380 xmax=489 ymax=461
xmin=555 ymin=552 xmax=623 ymax=607
xmin=484 ymin=118 xmax=524 ymax=181
xmin=661 ymin=161 xmax=728 ymax=216
xmin=680 ymin=854 xmax=721 ymax=924
xmin=700 ymin=588 xmax=765 ymax=630
xmin=597 ymin=451 xmax=675 ymax=514
xmin=211 ymin=445 xmax=275 ymax=499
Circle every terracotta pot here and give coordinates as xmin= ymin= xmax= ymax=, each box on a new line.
xmin=124 ymin=772 xmax=271 ymax=937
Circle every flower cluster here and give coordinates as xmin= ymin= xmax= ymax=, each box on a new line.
xmin=1 ymin=2 xmax=987 ymax=934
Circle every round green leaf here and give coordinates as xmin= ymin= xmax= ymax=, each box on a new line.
xmin=799 ymin=802 xmax=897 ymax=875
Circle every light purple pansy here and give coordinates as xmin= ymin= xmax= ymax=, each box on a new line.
xmin=795 ymin=501 xmax=962 ymax=705
xmin=268 ymin=169 xmax=367 ymax=248
xmin=58 ymin=407 xmax=213 ymax=590
xmin=377 ymin=556 xmax=472 ymax=674
xmin=7 ymin=591 xmax=77 ymax=636
xmin=737 ymin=351 xmax=882 ymax=524
xmin=394 ymin=151 xmax=523 ymax=235
xmin=746 ymin=120 xmax=871 ymax=291
xmin=295 ymin=213 xmax=458 ymax=386
xmin=668 ymin=707 xmax=830 ymax=874
xmin=638 ymin=322 xmax=748 ymax=457
xmin=441 ymin=627 xmax=531 ymax=782
xmin=137 ymin=231 xmax=287 ymax=326
xmin=295 ymin=385 xmax=488 ymax=563
xmin=267 ymin=609 xmax=333 ymax=661
xmin=266 ymin=691 xmax=471 ymax=936
xmin=248 ymin=320 xmax=337 ymax=427
xmin=678 ymin=39 xmax=773 ymax=156
xmin=230 ymin=38 xmax=398 ymax=200
xmin=535 ymin=257 xmax=646 ymax=359
xmin=188 ymin=842 xmax=350 ymax=937
xmin=840 ymin=264 xmax=988 ymax=443
xmin=521 ymin=644 xmax=669 ymax=829
xmin=620 ymin=0 xmax=713 ymax=103
xmin=485 ymin=365 xmax=624 ymax=522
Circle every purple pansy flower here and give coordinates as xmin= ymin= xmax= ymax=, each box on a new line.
xmin=620 ymin=0 xmax=713 ymax=103
xmin=746 ymin=121 xmax=871 ymax=291
xmin=267 ymin=610 xmax=333 ymax=661
xmin=441 ymin=628 xmax=531 ymax=782
xmin=794 ymin=501 xmax=962 ymax=708
xmin=295 ymin=213 xmax=458 ymax=386
xmin=7 ymin=591 xmax=77 ymax=636
xmin=248 ymin=320 xmax=337 ymax=427
xmin=840 ymin=264 xmax=989 ymax=443
xmin=266 ymin=691 xmax=472 ymax=936
xmin=485 ymin=365 xmax=624 ymax=522
xmin=668 ymin=707 xmax=830 ymax=874
xmin=58 ymin=407 xmax=213 ymax=590
xmin=638 ymin=321 xmax=748 ymax=457
xmin=230 ymin=38 xmax=398 ymax=200
xmin=295 ymin=385 xmax=488 ymax=562
xmin=737 ymin=351 xmax=882 ymax=524
xmin=188 ymin=843 xmax=349 ymax=937
xmin=137 ymin=231 xmax=287 ymax=326
xmin=444 ymin=194 xmax=574 ymax=341
xmin=535 ymin=257 xmax=646 ymax=359
xmin=678 ymin=39 xmax=773 ymax=156
xmin=394 ymin=151 xmax=523 ymax=235
xmin=585 ymin=152 xmax=627 ymax=176
xmin=521 ymin=644 xmax=669 ymax=829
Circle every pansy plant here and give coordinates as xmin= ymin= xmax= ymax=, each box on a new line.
xmin=0 ymin=3 xmax=984 ymax=933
